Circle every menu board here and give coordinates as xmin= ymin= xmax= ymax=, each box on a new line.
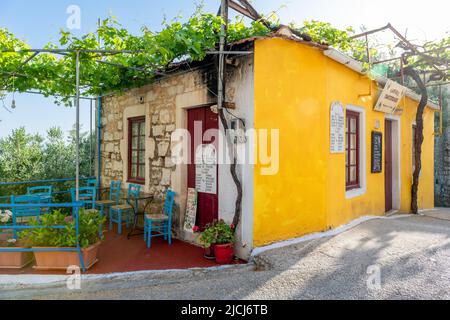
xmin=195 ymin=144 xmax=217 ymax=195
xmin=371 ymin=131 xmax=383 ymax=173
xmin=374 ymin=80 xmax=407 ymax=114
xmin=330 ymin=102 xmax=345 ymax=154
xmin=184 ymin=188 xmax=198 ymax=232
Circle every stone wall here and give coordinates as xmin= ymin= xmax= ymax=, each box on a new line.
xmin=435 ymin=129 xmax=450 ymax=206
xmin=100 ymin=65 xmax=216 ymax=230
xmin=434 ymin=88 xmax=450 ymax=207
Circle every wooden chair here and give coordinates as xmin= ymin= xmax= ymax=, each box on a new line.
xmin=27 ymin=186 xmax=52 ymax=203
xmin=109 ymin=184 xmax=141 ymax=235
xmin=10 ymin=194 xmax=42 ymax=238
xmin=86 ymin=179 xmax=99 ymax=191
xmin=144 ymin=190 xmax=175 ymax=248
xmin=94 ymin=181 xmax=122 ymax=235
xmin=71 ymin=187 xmax=97 ymax=209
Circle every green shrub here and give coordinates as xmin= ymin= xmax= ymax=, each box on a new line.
xmin=19 ymin=209 xmax=105 ymax=248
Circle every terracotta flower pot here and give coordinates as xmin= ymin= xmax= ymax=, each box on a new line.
xmin=214 ymin=243 xmax=234 ymax=264
xmin=33 ymin=242 xmax=100 ymax=270
xmin=0 ymin=249 xmax=34 ymax=269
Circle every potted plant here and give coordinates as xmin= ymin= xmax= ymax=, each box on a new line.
xmin=19 ymin=209 xmax=105 ymax=270
xmin=0 ymin=210 xmax=34 ymax=269
xmin=194 ymin=225 xmax=215 ymax=260
xmin=198 ymin=220 xmax=235 ymax=264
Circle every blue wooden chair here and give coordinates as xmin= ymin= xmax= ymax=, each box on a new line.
xmin=94 ymin=181 xmax=122 ymax=235
xmin=10 ymin=194 xmax=42 ymax=238
xmin=70 ymin=187 xmax=97 ymax=209
xmin=86 ymin=179 xmax=99 ymax=192
xmin=109 ymin=184 xmax=141 ymax=235
xmin=27 ymin=186 xmax=52 ymax=203
xmin=144 ymin=190 xmax=175 ymax=248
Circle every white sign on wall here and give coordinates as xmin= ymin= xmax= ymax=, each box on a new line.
xmin=330 ymin=101 xmax=345 ymax=154
xmin=374 ymin=80 xmax=407 ymax=114
xmin=195 ymin=144 xmax=217 ymax=195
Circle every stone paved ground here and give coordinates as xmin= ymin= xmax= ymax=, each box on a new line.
xmin=3 ymin=209 xmax=450 ymax=300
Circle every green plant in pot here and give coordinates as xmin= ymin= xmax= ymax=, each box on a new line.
xmin=197 ymin=220 xmax=235 ymax=264
xmin=0 ymin=210 xmax=34 ymax=269
xmin=196 ymin=225 xmax=215 ymax=260
xmin=19 ymin=209 xmax=105 ymax=270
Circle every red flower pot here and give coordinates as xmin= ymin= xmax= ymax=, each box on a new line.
xmin=214 ymin=243 xmax=234 ymax=264
xmin=203 ymin=245 xmax=215 ymax=260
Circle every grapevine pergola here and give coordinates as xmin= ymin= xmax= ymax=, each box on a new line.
xmin=0 ymin=46 xmax=248 ymax=200
xmin=1 ymin=48 xmax=154 ymax=200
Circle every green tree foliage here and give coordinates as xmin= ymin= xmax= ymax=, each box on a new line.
xmin=0 ymin=10 xmax=382 ymax=106
xmin=0 ymin=127 xmax=94 ymax=196
xmin=0 ymin=128 xmax=44 ymax=182
xmin=1 ymin=9 xmax=448 ymax=103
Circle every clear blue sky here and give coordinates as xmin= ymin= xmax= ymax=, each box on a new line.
xmin=0 ymin=0 xmax=448 ymax=138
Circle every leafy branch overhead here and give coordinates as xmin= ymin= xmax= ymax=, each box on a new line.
xmin=0 ymin=9 xmax=449 ymax=105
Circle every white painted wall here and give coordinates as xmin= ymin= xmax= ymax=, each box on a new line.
xmin=218 ymin=55 xmax=254 ymax=259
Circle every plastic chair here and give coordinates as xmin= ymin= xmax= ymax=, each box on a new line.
xmin=95 ymin=181 xmax=122 ymax=235
xmin=144 ymin=190 xmax=175 ymax=248
xmin=109 ymin=184 xmax=141 ymax=235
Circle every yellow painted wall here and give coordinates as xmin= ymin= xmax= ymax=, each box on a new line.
xmin=253 ymin=38 xmax=435 ymax=247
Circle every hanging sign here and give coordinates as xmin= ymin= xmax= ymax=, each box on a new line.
xmin=374 ymin=80 xmax=407 ymax=114
xmin=195 ymin=144 xmax=217 ymax=195
xmin=330 ymin=101 xmax=345 ymax=154
xmin=371 ymin=131 xmax=383 ymax=173
xmin=184 ymin=188 xmax=198 ymax=232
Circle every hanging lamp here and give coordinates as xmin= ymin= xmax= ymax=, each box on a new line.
xmin=11 ymin=75 xmax=16 ymax=109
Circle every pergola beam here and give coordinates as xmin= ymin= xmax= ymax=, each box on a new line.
xmin=18 ymin=52 xmax=39 ymax=68
xmin=0 ymin=49 xmax=143 ymax=54
xmin=352 ymin=23 xmax=447 ymax=79
xmin=350 ymin=24 xmax=391 ymax=39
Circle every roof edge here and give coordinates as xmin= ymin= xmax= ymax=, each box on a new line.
xmin=323 ymin=48 xmax=440 ymax=110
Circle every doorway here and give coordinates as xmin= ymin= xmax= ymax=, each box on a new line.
xmin=384 ymin=116 xmax=400 ymax=213
xmin=385 ymin=119 xmax=393 ymax=212
xmin=187 ymin=106 xmax=219 ymax=229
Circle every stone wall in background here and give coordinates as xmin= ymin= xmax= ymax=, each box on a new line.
xmin=435 ymin=129 xmax=450 ymax=207
xmin=435 ymin=90 xmax=450 ymax=207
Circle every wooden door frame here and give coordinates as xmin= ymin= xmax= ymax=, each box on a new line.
xmin=187 ymin=105 xmax=219 ymax=229
xmin=385 ymin=115 xmax=401 ymax=211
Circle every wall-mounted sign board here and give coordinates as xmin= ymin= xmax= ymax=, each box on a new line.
xmin=330 ymin=101 xmax=345 ymax=154
xmin=371 ymin=131 xmax=383 ymax=173
xmin=184 ymin=188 xmax=198 ymax=232
xmin=374 ymin=80 xmax=407 ymax=114
xmin=195 ymin=144 xmax=217 ymax=195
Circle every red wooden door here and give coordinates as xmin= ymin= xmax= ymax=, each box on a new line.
xmin=187 ymin=107 xmax=219 ymax=229
xmin=385 ymin=120 xmax=393 ymax=212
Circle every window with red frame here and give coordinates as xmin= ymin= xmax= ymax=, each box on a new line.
xmin=346 ymin=111 xmax=360 ymax=190
xmin=128 ymin=116 xmax=146 ymax=184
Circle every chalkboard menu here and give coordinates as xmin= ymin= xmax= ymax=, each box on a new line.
xmin=184 ymin=188 xmax=198 ymax=233
xmin=371 ymin=131 xmax=383 ymax=173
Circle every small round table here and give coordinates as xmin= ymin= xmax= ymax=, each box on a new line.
xmin=125 ymin=195 xmax=154 ymax=239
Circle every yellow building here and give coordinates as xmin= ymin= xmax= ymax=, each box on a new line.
xmin=101 ymin=32 xmax=438 ymax=259
xmin=252 ymin=36 xmax=437 ymax=247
